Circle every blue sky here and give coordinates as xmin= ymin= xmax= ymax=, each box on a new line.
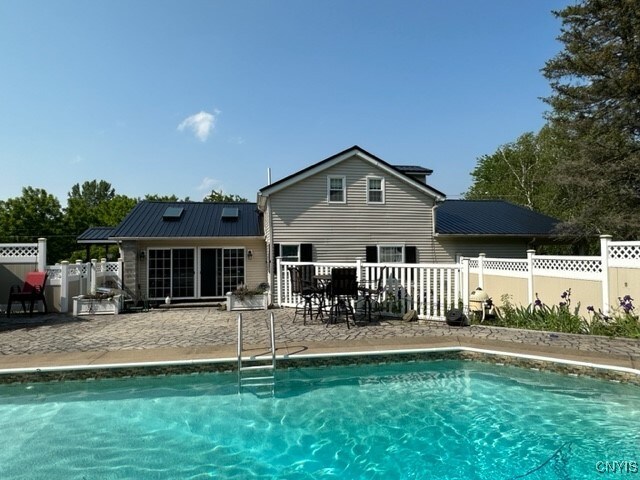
xmin=0 ymin=0 xmax=571 ymax=206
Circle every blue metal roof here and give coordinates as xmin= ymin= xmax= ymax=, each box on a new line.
xmin=110 ymin=201 xmax=263 ymax=239
xmin=77 ymin=226 xmax=117 ymax=243
xmin=435 ymin=200 xmax=559 ymax=236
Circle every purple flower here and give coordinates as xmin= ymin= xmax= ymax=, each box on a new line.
xmin=534 ymin=293 xmax=543 ymax=308
xmin=586 ymin=305 xmax=595 ymax=312
xmin=618 ymin=295 xmax=634 ymax=314
xmin=560 ymin=291 xmax=568 ymax=299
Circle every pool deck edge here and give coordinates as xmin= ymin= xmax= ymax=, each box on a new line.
xmin=1 ymin=336 xmax=638 ymax=379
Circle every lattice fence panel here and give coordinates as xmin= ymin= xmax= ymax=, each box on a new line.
xmin=609 ymin=243 xmax=640 ymax=268
xmin=0 ymin=244 xmax=38 ymax=260
xmin=533 ymin=257 xmax=602 ymax=279
xmin=481 ymin=259 xmax=529 ymax=278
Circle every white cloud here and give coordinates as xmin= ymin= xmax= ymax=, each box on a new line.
xmin=178 ymin=109 xmax=221 ymax=142
xmin=196 ymin=176 xmax=223 ymax=192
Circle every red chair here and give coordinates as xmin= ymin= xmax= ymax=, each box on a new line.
xmin=7 ymin=271 xmax=48 ymax=317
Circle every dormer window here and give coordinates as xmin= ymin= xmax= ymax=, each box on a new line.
xmin=327 ymin=176 xmax=346 ymax=203
xmin=367 ymin=176 xmax=385 ymax=204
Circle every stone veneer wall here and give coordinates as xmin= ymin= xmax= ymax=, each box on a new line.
xmin=120 ymin=241 xmax=139 ymax=301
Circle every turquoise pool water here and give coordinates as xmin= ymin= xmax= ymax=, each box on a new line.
xmin=0 ymin=360 xmax=639 ymax=479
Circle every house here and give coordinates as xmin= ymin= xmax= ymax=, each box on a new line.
xmin=108 ymin=201 xmax=265 ymax=303
xmin=257 ymin=145 xmax=559 ymax=282
xmin=80 ymin=146 xmax=560 ymax=304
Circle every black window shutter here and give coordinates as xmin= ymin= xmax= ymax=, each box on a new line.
xmin=272 ymin=243 xmax=280 ymax=266
xmin=366 ymin=246 xmax=378 ymax=263
xmin=405 ymin=246 xmax=417 ymax=263
xmin=300 ymin=243 xmax=313 ymax=262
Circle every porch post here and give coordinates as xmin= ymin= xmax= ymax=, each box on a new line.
xmin=600 ymin=235 xmax=612 ymax=315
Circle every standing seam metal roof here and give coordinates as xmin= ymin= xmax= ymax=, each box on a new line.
xmin=110 ymin=201 xmax=263 ymax=238
xmin=435 ymin=200 xmax=559 ymax=235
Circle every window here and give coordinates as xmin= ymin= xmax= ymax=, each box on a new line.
xmin=367 ymin=176 xmax=385 ymax=204
xmin=280 ymin=244 xmax=300 ymax=262
xmin=379 ymin=245 xmax=404 ymax=263
xmin=327 ymin=176 xmax=346 ymax=203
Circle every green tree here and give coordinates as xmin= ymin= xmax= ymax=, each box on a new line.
xmin=0 ymin=187 xmax=65 ymax=263
xmin=466 ymin=127 xmax=564 ymax=216
xmin=542 ymin=0 xmax=640 ymax=240
xmin=144 ymin=194 xmax=191 ymax=202
xmin=203 ymin=189 xmax=248 ymax=202
xmin=98 ymin=194 xmax=138 ymax=226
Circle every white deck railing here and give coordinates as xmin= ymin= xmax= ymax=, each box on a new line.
xmin=275 ymin=259 xmax=462 ymax=321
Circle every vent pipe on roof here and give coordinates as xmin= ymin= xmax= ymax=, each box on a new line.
xmin=267 ymin=168 xmax=272 ymax=185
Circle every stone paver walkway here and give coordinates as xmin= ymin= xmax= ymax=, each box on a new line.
xmin=0 ymin=307 xmax=639 ymax=375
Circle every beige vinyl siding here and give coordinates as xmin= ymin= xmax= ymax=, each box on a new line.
xmin=433 ymin=237 xmax=531 ymax=262
xmin=269 ymin=157 xmax=438 ymax=263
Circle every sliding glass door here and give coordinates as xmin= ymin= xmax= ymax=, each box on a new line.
xmin=148 ymin=248 xmax=195 ymax=300
xmin=200 ymin=248 xmax=245 ymax=297
xmin=147 ymin=247 xmax=244 ymax=300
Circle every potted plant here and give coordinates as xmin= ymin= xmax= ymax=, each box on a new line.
xmin=226 ymin=283 xmax=269 ymax=311
xmin=73 ymin=290 xmax=122 ymax=316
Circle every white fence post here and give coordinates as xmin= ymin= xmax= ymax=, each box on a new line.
xmin=75 ymin=260 xmax=84 ymax=296
xmin=276 ymin=257 xmax=282 ymax=307
xmin=37 ymin=238 xmax=47 ymax=271
xmin=355 ymin=257 xmax=362 ymax=284
xmin=477 ymin=253 xmax=485 ymax=289
xmin=60 ymin=261 xmax=69 ymax=313
xmin=527 ymin=249 xmax=535 ymax=305
xmin=90 ymin=259 xmax=97 ymax=295
xmin=600 ymin=235 xmax=611 ymax=315
xmin=462 ymin=258 xmax=469 ymax=313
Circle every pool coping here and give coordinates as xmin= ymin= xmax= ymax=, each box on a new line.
xmin=1 ymin=341 xmax=639 ymax=386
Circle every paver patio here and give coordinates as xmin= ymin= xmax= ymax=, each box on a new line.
xmin=0 ymin=307 xmax=638 ymax=375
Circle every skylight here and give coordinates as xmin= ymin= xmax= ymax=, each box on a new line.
xmin=162 ymin=207 xmax=184 ymax=221
xmin=221 ymin=207 xmax=239 ymax=220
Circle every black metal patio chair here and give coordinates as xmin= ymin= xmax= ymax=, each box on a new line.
xmin=328 ymin=267 xmax=358 ymax=328
xmin=288 ymin=266 xmax=324 ymax=324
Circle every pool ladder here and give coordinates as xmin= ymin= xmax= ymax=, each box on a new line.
xmin=237 ymin=312 xmax=277 ymax=394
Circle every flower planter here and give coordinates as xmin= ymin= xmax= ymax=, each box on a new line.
xmin=73 ymin=295 xmax=121 ymax=316
xmin=226 ymin=292 xmax=269 ymax=311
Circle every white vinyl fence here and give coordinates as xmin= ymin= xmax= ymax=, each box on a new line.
xmin=0 ymin=238 xmax=123 ymax=313
xmin=46 ymin=259 xmax=124 ymax=313
xmin=464 ymin=235 xmax=640 ymax=316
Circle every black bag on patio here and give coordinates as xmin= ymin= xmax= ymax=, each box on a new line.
xmin=445 ymin=308 xmax=469 ymax=327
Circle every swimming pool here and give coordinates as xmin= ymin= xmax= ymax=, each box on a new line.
xmin=1 ymin=359 xmax=639 ymax=479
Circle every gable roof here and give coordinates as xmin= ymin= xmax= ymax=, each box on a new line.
xmin=110 ymin=201 xmax=263 ymax=239
xmin=258 ymin=145 xmax=445 ymax=203
xmin=435 ymin=200 xmax=559 ymax=236
xmin=76 ymin=227 xmax=118 ymax=244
